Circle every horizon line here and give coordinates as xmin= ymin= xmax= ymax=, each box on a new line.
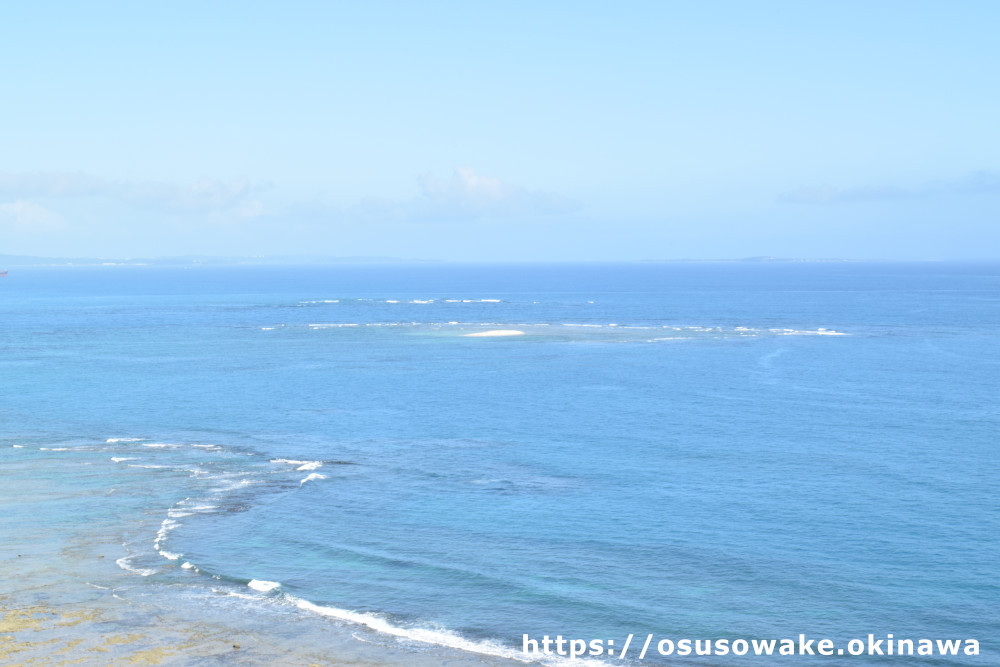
xmin=2 ymin=253 xmax=999 ymax=267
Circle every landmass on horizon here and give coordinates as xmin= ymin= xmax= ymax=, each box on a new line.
xmin=0 ymin=254 xmax=944 ymax=267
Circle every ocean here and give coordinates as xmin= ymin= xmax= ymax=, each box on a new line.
xmin=1 ymin=262 xmax=996 ymax=665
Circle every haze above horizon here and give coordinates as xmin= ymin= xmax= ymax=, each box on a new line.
xmin=2 ymin=1 xmax=998 ymax=261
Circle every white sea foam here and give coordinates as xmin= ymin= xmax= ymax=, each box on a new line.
xmin=300 ymin=473 xmax=326 ymax=485
xmin=106 ymin=437 xmax=143 ymax=443
xmin=210 ymin=478 xmax=255 ymax=493
xmin=142 ymin=443 xmax=176 ymax=448
xmin=289 ymin=596 xmax=549 ymax=664
xmin=155 ymin=517 xmax=181 ymax=554
xmin=271 ymin=458 xmax=323 ymax=470
xmin=248 ymin=579 xmax=281 ymax=592
xmin=774 ymin=328 xmax=848 ymax=336
xmin=463 ymin=330 xmax=525 ymax=337
xmin=441 ymin=298 xmax=501 ymax=303
xmin=157 ymin=517 xmax=179 ymax=535
xmin=127 ymin=464 xmax=170 ymax=469
xmin=181 ymin=562 xmax=195 ymax=570
xmin=116 ymin=556 xmax=155 ymax=577
xmin=110 ymin=457 xmax=136 ymax=462
xmin=289 ymin=320 xmax=848 ymax=343
xmin=214 ymin=588 xmax=259 ymax=600
xmin=12 ymin=445 xmax=25 ymax=448
xmin=158 ymin=550 xmax=182 ymax=561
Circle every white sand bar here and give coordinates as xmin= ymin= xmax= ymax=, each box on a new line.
xmin=462 ymin=330 xmax=525 ymax=337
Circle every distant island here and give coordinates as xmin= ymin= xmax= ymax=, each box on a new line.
xmin=0 ymin=254 xmax=955 ymax=267
xmin=0 ymin=254 xmax=444 ymax=267
xmin=640 ymin=256 xmax=861 ymax=263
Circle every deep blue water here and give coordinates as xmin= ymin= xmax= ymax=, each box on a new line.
xmin=2 ymin=262 xmax=997 ymax=663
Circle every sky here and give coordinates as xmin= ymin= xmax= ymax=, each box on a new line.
xmin=1 ymin=1 xmax=998 ymax=261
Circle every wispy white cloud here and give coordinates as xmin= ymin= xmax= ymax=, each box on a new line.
xmin=355 ymin=167 xmax=577 ymax=222
xmin=116 ymin=178 xmax=268 ymax=216
xmin=0 ymin=200 xmax=64 ymax=229
xmin=0 ymin=167 xmax=568 ymax=230
xmin=0 ymin=170 xmax=268 ymax=217
xmin=0 ymin=171 xmax=104 ymax=197
xmin=779 ymin=169 xmax=1000 ymax=205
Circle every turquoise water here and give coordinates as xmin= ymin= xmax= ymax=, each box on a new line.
xmin=2 ymin=262 xmax=997 ymax=664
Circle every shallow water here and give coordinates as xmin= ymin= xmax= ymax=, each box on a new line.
xmin=2 ymin=262 xmax=997 ymax=664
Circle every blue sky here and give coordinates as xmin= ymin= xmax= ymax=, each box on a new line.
xmin=1 ymin=1 xmax=998 ymax=260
